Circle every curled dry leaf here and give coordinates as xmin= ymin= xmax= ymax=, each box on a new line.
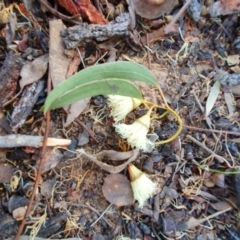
xmin=57 ymin=0 xmax=108 ymax=24
xmin=102 ymin=174 xmax=134 ymax=206
xmin=76 ymin=149 xmax=139 ymax=173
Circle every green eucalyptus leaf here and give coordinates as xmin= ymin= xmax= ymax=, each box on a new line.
xmin=43 ymin=61 xmax=157 ymax=113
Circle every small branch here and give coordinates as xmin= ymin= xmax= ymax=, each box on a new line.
xmin=39 ymin=0 xmax=82 ymax=25
xmin=164 ymin=0 xmax=192 ymax=35
xmin=74 ymin=118 xmax=99 ymax=143
xmin=186 ymin=135 xmax=232 ymax=167
xmin=184 ymin=125 xmax=240 ymax=136
xmin=14 ymin=71 xmax=52 ymax=240
xmin=0 ymin=134 xmax=71 ymax=148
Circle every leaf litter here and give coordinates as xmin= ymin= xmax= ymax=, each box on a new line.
xmin=1 ymin=0 xmax=240 ymax=239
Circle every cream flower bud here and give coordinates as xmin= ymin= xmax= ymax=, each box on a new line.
xmin=114 ymin=109 xmax=154 ymax=152
xmin=128 ymin=164 xmax=157 ymax=208
xmin=107 ymin=95 xmax=142 ymax=122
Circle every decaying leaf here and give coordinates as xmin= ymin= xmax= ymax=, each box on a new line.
xmin=76 ymin=149 xmax=139 ymax=173
xmin=11 ymin=80 xmax=45 ymax=131
xmin=0 ymin=53 xmax=25 ymax=107
xmin=208 ymin=0 xmax=240 ymax=17
xmin=41 ymin=179 xmax=56 ymax=199
xmin=176 ymin=207 xmax=232 ymax=231
xmin=210 ymin=173 xmax=225 ymax=188
xmin=128 ymin=0 xmax=178 ymax=19
xmin=57 ymin=0 xmax=108 ymax=24
xmin=12 ymin=206 xmax=27 ymax=221
xmin=102 ymin=174 xmax=134 ymax=206
xmin=210 ymin=199 xmax=234 ymax=211
xmin=0 ymin=164 xmax=13 ymax=183
xmin=19 ymin=54 xmax=49 ymax=89
xmin=35 ymin=148 xmax=63 ymax=173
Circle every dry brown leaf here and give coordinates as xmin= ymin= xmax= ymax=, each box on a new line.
xmin=41 ymin=179 xmax=56 ymax=199
xmin=176 ymin=207 xmax=232 ymax=231
xmin=208 ymin=0 xmax=240 ymax=17
xmin=57 ymin=0 xmax=108 ymax=24
xmin=49 ymin=20 xmax=72 ymax=88
xmin=129 ymin=0 xmax=178 ymax=19
xmin=19 ymin=54 xmax=49 ymax=89
xmin=210 ymin=200 xmax=233 ymax=211
xmin=210 ymin=173 xmax=225 ymax=188
xmin=102 ymin=174 xmax=134 ymax=206
xmin=35 ymin=148 xmax=63 ymax=173
xmin=0 ymin=164 xmax=13 ymax=183
xmin=76 ymin=149 xmax=139 ymax=173
xmin=12 ymin=206 xmax=27 ymax=221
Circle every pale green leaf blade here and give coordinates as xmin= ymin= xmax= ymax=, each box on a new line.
xmin=205 ymin=80 xmax=221 ymax=116
xmin=43 ymin=61 xmax=157 ymax=112
xmin=45 ymin=79 xmax=142 ymax=111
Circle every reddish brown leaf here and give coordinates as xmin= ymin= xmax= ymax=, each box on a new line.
xmin=57 ymin=0 xmax=108 ymax=24
xmin=102 ymin=174 xmax=134 ymax=206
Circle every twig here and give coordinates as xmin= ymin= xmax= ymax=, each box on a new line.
xmin=39 ymin=0 xmax=82 ymax=25
xmin=74 ymin=118 xmax=99 ymax=143
xmin=0 ymin=135 xmax=71 ymax=148
xmin=186 ymin=135 xmax=232 ymax=167
xmin=193 ymin=92 xmax=218 ymax=141
xmin=90 ymin=203 xmax=113 ymax=227
xmin=14 ymin=71 xmax=52 ymax=240
xmin=67 ymin=203 xmax=113 ymax=228
xmin=172 ymin=75 xmax=198 ymax=108
xmin=184 ymin=125 xmax=240 ymax=136
xmin=164 ymin=0 xmax=192 ymax=35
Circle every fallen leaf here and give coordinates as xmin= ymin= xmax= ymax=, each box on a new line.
xmin=205 ymin=80 xmax=221 ymax=117
xmin=64 ymin=98 xmax=90 ymax=127
xmin=19 ymin=54 xmax=49 ymax=89
xmin=57 ymin=0 xmax=108 ymax=24
xmin=49 ymin=20 xmax=72 ymax=88
xmin=210 ymin=173 xmax=225 ymax=188
xmin=176 ymin=207 xmax=232 ymax=231
xmin=129 ymin=0 xmax=178 ymax=19
xmin=210 ymin=200 xmax=233 ymax=211
xmin=76 ymin=149 xmax=139 ymax=173
xmin=41 ymin=179 xmax=56 ymax=199
xmin=102 ymin=174 xmax=134 ymax=206
xmin=35 ymin=148 xmax=63 ymax=173
xmin=224 ymin=92 xmax=236 ymax=114
xmin=0 ymin=53 xmax=25 ymax=107
xmin=208 ymin=0 xmax=240 ymax=17
xmin=0 ymin=164 xmax=13 ymax=183
xmin=227 ymin=54 xmax=239 ymax=66
xmin=12 ymin=206 xmax=27 ymax=221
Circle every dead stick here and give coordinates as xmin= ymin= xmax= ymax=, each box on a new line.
xmin=14 ymin=71 xmax=52 ymax=240
xmin=186 ymin=135 xmax=231 ymax=166
xmin=74 ymin=118 xmax=99 ymax=143
xmin=164 ymin=0 xmax=192 ymax=35
xmin=39 ymin=0 xmax=82 ymax=25
xmin=184 ymin=125 xmax=240 ymax=136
